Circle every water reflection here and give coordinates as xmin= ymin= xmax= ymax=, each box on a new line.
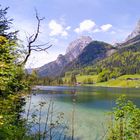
xmin=33 ymin=86 xmax=140 ymax=109
xmin=28 ymin=86 xmax=140 ymax=140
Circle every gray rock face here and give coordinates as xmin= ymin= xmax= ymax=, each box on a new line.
xmin=125 ymin=19 xmax=140 ymax=41
xmin=37 ymin=36 xmax=92 ymax=77
xmin=117 ymin=19 xmax=140 ymax=48
xmin=65 ymin=36 xmax=92 ymax=62
xmin=66 ymin=36 xmax=92 ymax=53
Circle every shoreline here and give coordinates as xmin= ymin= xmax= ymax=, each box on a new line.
xmin=32 ymin=84 xmax=140 ymax=90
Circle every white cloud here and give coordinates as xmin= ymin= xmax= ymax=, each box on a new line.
xmin=93 ymin=28 xmax=101 ymax=33
xmin=48 ymin=20 xmax=69 ymax=37
xmin=74 ymin=19 xmax=96 ymax=33
xmin=100 ymin=24 xmax=112 ymax=32
xmin=66 ymin=26 xmax=71 ymax=30
xmin=25 ymin=51 xmax=58 ymax=68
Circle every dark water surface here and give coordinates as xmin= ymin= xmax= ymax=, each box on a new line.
xmin=25 ymin=86 xmax=140 ymax=140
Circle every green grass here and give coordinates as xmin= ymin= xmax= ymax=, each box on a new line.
xmin=95 ymin=74 xmax=140 ymax=88
xmin=63 ymin=74 xmax=98 ymax=84
xmin=76 ymin=75 xmax=98 ymax=83
xmin=117 ymin=74 xmax=140 ymax=80
xmin=63 ymin=74 xmax=140 ymax=88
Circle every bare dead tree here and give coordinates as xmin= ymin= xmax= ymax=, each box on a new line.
xmin=22 ymin=10 xmax=52 ymax=66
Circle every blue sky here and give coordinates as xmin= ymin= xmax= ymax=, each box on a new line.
xmin=1 ymin=0 xmax=140 ymax=68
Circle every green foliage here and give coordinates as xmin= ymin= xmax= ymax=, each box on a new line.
xmin=95 ymin=74 xmax=140 ymax=88
xmin=0 ymin=36 xmax=28 ymax=95
xmin=26 ymin=70 xmax=39 ymax=85
xmin=97 ymin=68 xmax=122 ymax=82
xmin=0 ymin=36 xmax=16 ymax=94
xmin=97 ymin=69 xmax=111 ymax=82
xmin=70 ymin=73 xmax=77 ymax=85
xmin=0 ymin=6 xmax=17 ymax=40
xmin=107 ymin=95 xmax=140 ymax=140
xmin=72 ymin=41 xmax=114 ymax=67
xmin=63 ymin=72 xmax=77 ymax=85
xmin=0 ymin=5 xmax=27 ymax=95
xmin=0 ymin=94 xmax=27 ymax=140
xmin=65 ymin=43 xmax=140 ymax=84
xmin=97 ymin=47 xmax=140 ymax=82
xmin=76 ymin=74 xmax=98 ymax=84
xmin=0 ymin=6 xmax=30 ymax=140
xmin=42 ymin=77 xmax=52 ymax=85
xmin=57 ymin=77 xmax=63 ymax=85
xmin=0 ymin=35 xmax=28 ymax=138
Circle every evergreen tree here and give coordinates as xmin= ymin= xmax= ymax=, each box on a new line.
xmin=0 ymin=6 xmax=17 ymax=40
xmin=70 ymin=73 xmax=77 ymax=85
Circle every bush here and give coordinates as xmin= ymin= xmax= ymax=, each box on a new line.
xmin=107 ymin=95 xmax=140 ymax=140
xmin=97 ymin=70 xmax=111 ymax=82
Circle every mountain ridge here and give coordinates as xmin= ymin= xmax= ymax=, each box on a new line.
xmin=117 ymin=19 xmax=140 ymax=48
xmin=32 ymin=19 xmax=140 ymax=78
xmin=37 ymin=36 xmax=92 ymax=77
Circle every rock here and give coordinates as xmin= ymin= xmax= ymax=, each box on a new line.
xmin=125 ymin=19 xmax=140 ymax=41
xmin=36 ymin=36 xmax=92 ymax=77
xmin=117 ymin=19 xmax=140 ymax=48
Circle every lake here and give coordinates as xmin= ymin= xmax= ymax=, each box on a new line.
xmin=24 ymin=86 xmax=140 ymax=140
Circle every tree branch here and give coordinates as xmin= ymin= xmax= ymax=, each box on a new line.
xmin=21 ymin=10 xmax=51 ymax=66
xmin=31 ymin=45 xmax=52 ymax=52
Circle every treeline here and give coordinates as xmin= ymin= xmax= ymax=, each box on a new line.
xmin=63 ymin=43 xmax=140 ymax=83
xmin=28 ymin=69 xmax=77 ymax=85
xmin=97 ymin=44 xmax=140 ymax=82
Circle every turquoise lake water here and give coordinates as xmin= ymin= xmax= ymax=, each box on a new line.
xmin=24 ymin=86 xmax=140 ymax=140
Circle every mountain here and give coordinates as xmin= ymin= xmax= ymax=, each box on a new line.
xmin=94 ymin=19 xmax=140 ymax=82
xmin=96 ymin=43 xmax=140 ymax=82
xmin=62 ymin=41 xmax=116 ymax=73
xmin=63 ymin=19 xmax=140 ymax=83
xmin=72 ymin=41 xmax=116 ymax=66
xmin=117 ymin=19 xmax=140 ymax=48
xmin=36 ymin=36 xmax=92 ymax=77
xmin=35 ymin=19 xmax=140 ymax=79
xmin=126 ymin=20 xmax=140 ymax=41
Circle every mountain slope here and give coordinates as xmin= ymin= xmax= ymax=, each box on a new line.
xmin=37 ymin=36 xmax=92 ymax=77
xmin=36 ymin=19 xmax=140 ymax=79
xmin=126 ymin=20 xmax=140 ymax=41
xmin=117 ymin=20 xmax=140 ymax=48
xmin=64 ymin=19 xmax=140 ymax=83
xmin=73 ymin=41 xmax=116 ymax=66
xmin=62 ymin=41 xmax=116 ymax=74
xmin=96 ymin=43 xmax=140 ymax=82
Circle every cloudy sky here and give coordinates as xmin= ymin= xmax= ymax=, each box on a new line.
xmin=1 ymin=0 xmax=140 ymax=68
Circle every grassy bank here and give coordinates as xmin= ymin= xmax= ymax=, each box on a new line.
xmin=74 ymin=74 xmax=140 ymax=88
xmin=76 ymin=75 xmax=98 ymax=83
xmin=94 ymin=75 xmax=140 ymax=88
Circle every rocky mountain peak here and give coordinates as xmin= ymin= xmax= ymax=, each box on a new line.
xmin=66 ymin=36 xmax=92 ymax=53
xmin=36 ymin=36 xmax=92 ymax=77
xmin=125 ymin=19 xmax=140 ymax=41
xmin=57 ymin=54 xmax=64 ymax=59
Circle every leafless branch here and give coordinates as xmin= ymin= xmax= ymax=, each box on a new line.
xmin=21 ymin=10 xmax=51 ymax=65
xmin=31 ymin=44 xmax=52 ymax=52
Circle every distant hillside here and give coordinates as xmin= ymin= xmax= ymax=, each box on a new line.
xmin=73 ymin=41 xmax=116 ymax=66
xmin=31 ymin=19 xmax=140 ymax=81
xmin=96 ymin=43 xmax=140 ymax=82
xmin=36 ymin=36 xmax=92 ymax=77
xmin=117 ymin=34 xmax=140 ymax=48
xmin=63 ymin=19 xmax=140 ymax=83
xmin=94 ymin=19 xmax=140 ymax=82
xmin=61 ymin=41 xmax=116 ymax=74
xmin=117 ymin=20 xmax=140 ymax=48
